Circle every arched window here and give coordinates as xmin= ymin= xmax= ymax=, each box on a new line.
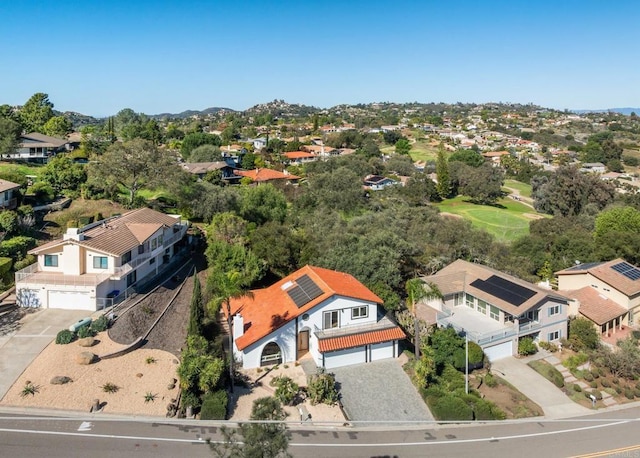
xmin=260 ymin=342 xmax=282 ymax=366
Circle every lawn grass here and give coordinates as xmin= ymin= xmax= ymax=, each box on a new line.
xmin=435 ymin=195 xmax=540 ymax=243
xmin=503 ymin=179 xmax=532 ymax=198
xmin=0 ymin=161 xmax=45 ymax=178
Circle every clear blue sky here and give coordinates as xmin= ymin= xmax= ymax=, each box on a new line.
xmin=1 ymin=0 xmax=638 ymax=116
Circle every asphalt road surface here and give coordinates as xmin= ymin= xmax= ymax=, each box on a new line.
xmin=1 ymin=408 xmax=640 ymax=457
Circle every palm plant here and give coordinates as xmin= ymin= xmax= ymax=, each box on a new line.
xmin=406 ymin=278 xmax=442 ymax=358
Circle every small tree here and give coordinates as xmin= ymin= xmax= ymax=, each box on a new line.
xmin=187 ymin=271 xmax=203 ymax=337
xmin=307 ymin=371 xmax=339 ymax=405
xmin=568 ymin=317 xmax=599 ymax=351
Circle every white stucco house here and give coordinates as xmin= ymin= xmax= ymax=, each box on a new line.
xmin=226 ymin=265 xmax=405 ymax=370
xmin=15 ymin=207 xmax=189 ymax=311
xmin=11 ymin=132 xmax=69 ymax=162
xmin=420 ymin=260 xmax=569 ymax=361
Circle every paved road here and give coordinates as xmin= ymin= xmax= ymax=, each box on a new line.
xmin=1 ymin=408 xmax=640 ymax=457
xmin=0 ymin=309 xmax=89 ymax=399
xmin=491 ymin=356 xmax=591 ymax=419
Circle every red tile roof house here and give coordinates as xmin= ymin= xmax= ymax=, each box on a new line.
xmin=420 ymin=260 xmax=569 ymax=361
xmin=556 ymin=259 xmax=640 ymax=336
xmin=225 ymin=265 xmax=405 ymax=369
xmin=15 ymin=208 xmax=189 ymax=311
xmin=234 ymin=168 xmax=300 ymax=184
xmin=282 ymin=151 xmax=318 ymax=165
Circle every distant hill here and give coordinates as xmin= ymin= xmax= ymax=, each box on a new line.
xmin=574 ymin=107 xmax=640 ymax=116
xmin=57 ymin=110 xmax=100 ymax=129
xmin=245 ymin=99 xmax=320 ymax=118
xmin=149 ymin=107 xmax=235 ymax=120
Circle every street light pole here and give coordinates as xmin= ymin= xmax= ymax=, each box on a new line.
xmin=465 ymin=332 xmax=469 ymax=394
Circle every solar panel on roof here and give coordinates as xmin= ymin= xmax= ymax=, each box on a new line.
xmin=611 ymin=262 xmax=640 ymax=281
xmin=470 ymin=275 xmax=536 ymax=307
xmin=286 ymin=274 xmax=324 ymax=308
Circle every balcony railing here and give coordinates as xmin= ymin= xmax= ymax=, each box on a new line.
xmin=110 ymin=254 xmax=151 ymax=279
xmin=163 ymin=223 xmax=189 ymax=248
xmin=314 ymin=315 xmax=399 ymax=340
xmin=15 ymin=263 xmax=111 ymax=287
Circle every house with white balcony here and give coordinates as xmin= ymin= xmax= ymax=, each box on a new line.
xmin=11 ymin=133 xmax=69 ymax=162
xmin=225 ymin=265 xmax=405 ymax=369
xmin=419 ymin=260 xmax=568 ymax=361
xmin=15 ymin=207 xmax=189 ymax=311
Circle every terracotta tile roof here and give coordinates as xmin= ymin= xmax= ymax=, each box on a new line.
xmin=283 ymin=151 xmax=316 ymax=160
xmin=227 ymin=266 xmax=382 ymax=351
xmin=235 ymin=168 xmax=300 ymax=182
xmin=424 ymin=259 xmax=567 ymax=316
xmin=482 ymin=151 xmax=510 ymax=157
xmin=561 ymin=287 xmax=628 ymax=325
xmin=30 ymin=207 xmax=183 ymax=257
xmin=318 ymin=327 xmax=405 ymax=352
xmin=556 ymin=258 xmax=640 ymax=297
xmin=0 ymin=179 xmax=20 ymax=193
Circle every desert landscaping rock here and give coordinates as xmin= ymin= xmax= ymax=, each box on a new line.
xmin=50 ymin=376 xmax=72 ymax=385
xmin=78 ymin=337 xmax=95 ymax=347
xmin=76 ymin=352 xmax=96 ymax=365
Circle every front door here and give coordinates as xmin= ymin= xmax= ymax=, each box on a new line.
xmin=297 ymin=330 xmax=309 ymax=358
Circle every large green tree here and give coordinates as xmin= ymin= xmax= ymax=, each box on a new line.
xmin=40 ymin=155 xmax=87 ymax=195
xmin=19 ymin=92 xmax=54 ymax=133
xmin=435 ymin=148 xmax=451 ymax=199
xmin=0 ymin=117 xmax=22 ymax=158
xmin=89 ymin=138 xmax=178 ymax=207
xmin=42 ymin=116 xmax=72 ymax=138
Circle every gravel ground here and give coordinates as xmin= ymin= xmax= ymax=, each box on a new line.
xmin=108 ymin=251 xmax=208 ymax=356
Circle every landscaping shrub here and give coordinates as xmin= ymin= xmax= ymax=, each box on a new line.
xmin=13 ymin=254 xmax=35 ymax=271
xmin=429 ymin=395 xmax=473 ymax=421
xmin=586 ymin=390 xmax=602 ymax=401
xmin=615 ymin=386 xmax=623 ymax=394
xmin=77 ymin=325 xmax=95 ymax=339
xmin=573 ymin=384 xmax=582 ymax=392
xmin=590 ymin=381 xmax=597 ymax=389
xmin=438 ymin=364 xmax=466 ymax=392
xmin=91 ymin=315 xmax=109 ymax=333
xmin=0 ymin=236 xmax=37 ymax=259
xmin=625 ymin=388 xmax=635 ymax=399
xmin=473 ymin=398 xmax=506 ymax=420
xmin=307 ymin=371 xmax=339 ymax=406
xmin=538 ymin=341 xmax=559 ymax=352
xmin=518 ymin=337 xmax=537 ymax=356
xmin=601 ymin=379 xmax=611 ymax=388
xmin=271 ymin=376 xmax=299 ymax=406
xmin=568 ymin=317 xmax=599 ymax=351
xmin=200 ymin=390 xmax=228 ymax=420
xmin=634 ymin=388 xmax=640 ymax=398
xmin=583 ymin=372 xmax=594 ymax=382
xmin=529 ymin=360 xmax=564 ymax=388
xmin=181 ymin=389 xmax=202 ymax=410
xmin=484 ymin=373 xmax=498 ymax=388
xmin=563 ymin=353 xmax=589 ymax=371
xmin=612 ymin=378 xmax=620 ymax=385
xmin=590 ymin=368 xmax=600 ymax=379
xmin=56 ymin=329 xmax=76 ymax=345
xmin=453 ymin=342 xmax=485 ymax=371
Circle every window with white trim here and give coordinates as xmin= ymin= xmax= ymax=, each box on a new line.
xmin=93 ymin=256 xmax=108 ymax=269
xmin=351 ymin=306 xmax=368 ymax=319
xmin=465 ymin=294 xmax=475 ymax=309
xmin=477 ymin=299 xmax=487 ymax=314
xmin=548 ymin=304 xmax=561 ymax=316
xmin=44 ymin=254 xmax=58 ymax=267
xmin=151 ymin=238 xmax=158 ymax=250
xmin=323 ymin=310 xmax=339 ymax=329
xmin=548 ymin=330 xmax=561 ymax=341
xmin=489 ymin=305 xmax=500 ymax=321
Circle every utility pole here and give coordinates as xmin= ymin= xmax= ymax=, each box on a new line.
xmin=465 ymin=332 xmax=469 ymax=394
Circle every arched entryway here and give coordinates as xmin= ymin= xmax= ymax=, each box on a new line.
xmin=260 ymin=342 xmax=283 ymax=366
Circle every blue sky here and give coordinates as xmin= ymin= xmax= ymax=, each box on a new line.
xmin=1 ymin=1 xmax=638 ymax=116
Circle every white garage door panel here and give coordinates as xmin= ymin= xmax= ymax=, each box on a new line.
xmin=325 ymin=347 xmax=366 ymax=369
xmin=48 ymin=290 xmax=94 ymax=311
xmin=371 ymin=341 xmax=393 ymax=361
xmin=484 ymin=341 xmax=512 ymax=361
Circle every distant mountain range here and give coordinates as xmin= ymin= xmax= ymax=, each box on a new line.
xmin=573 ymin=107 xmax=639 ymax=116
xmin=149 ymin=107 xmax=235 ymax=120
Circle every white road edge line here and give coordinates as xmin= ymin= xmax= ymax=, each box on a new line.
xmin=0 ymin=420 xmax=632 ymax=447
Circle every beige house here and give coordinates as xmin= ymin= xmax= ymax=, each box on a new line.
xmin=15 ymin=208 xmax=189 ymax=311
xmin=0 ymin=179 xmax=21 ymax=210
xmin=421 ymin=259 xmax=569 ymax=361
xmin=556 ymin=259 xmax=640 ymax=332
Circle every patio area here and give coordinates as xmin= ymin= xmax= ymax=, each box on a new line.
xmin=601 ymin=325 xmax=636 ymax=347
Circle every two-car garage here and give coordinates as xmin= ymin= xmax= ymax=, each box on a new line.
xmin=483 ymin=340 xmax=513 ymax=361
xmin=323 ymin=341 xmax=396 ymax=369
xmin=47 ymin=290 xmax=94 ymax=310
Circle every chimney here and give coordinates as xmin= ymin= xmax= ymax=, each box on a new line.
xmin=233 ymin=313 xmax=244 ymax=341
xmin=63 ymin=227 xmax=84 ymax=241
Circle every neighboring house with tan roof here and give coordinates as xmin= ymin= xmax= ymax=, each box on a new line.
xmin=15 ymin=208 xmax=189 ymax=311
xmin=482 ymin=151 xmax=510 ymax=165
xmin=12 ymin=132 xmax=69 ymax=162
xmin=420 ymin=259 xmax=568 ymax=361
xmin=561 ymin=286 xmax=628 ymax=337
xmin=0 ymin=179 xmax=21 ymax=210
xmin=556 ymin=259 xmax=640 ymax=328
xmin=234 ymin=168 xmax=300 ymax=184
xmin=226 ymin=265 xmax=405 ymax=369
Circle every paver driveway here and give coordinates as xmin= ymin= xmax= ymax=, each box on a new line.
xmin=331 ymin=359 xmax=434 ymax=425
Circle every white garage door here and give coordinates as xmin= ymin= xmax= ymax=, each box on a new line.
xmin=370 ymin=341 xmax=394 ymax=361
xmin=324 ymin=347 xmax=366 ymax=369
xmin=48 ymin=290 xmax=94 ymax=311
xmin=483 ymin=341 xmax=512 ymax=361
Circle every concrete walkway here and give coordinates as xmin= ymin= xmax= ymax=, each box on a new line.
xmin=0 ymin=309 xmax=89 ymax=400
xmin=491 ymin=356 xmax=591 ymax=419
